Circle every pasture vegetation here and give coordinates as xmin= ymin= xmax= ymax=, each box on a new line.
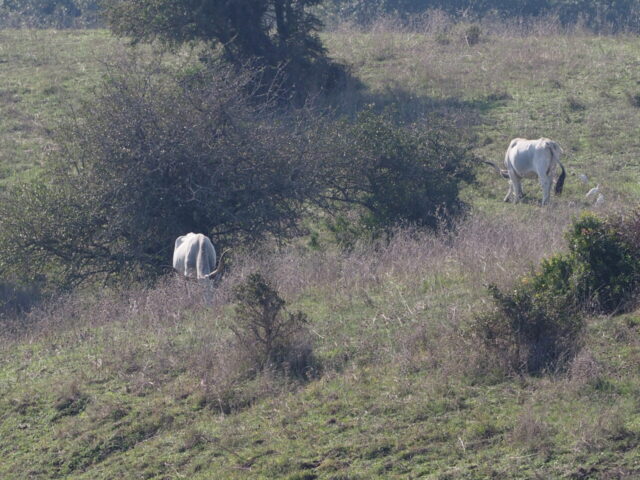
xmin=0 ymin=29 xmax=118 ymax=186
xmin=3 ymin=18 xmax=640 ymax=479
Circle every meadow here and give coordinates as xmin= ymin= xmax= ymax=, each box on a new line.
xmin=2 ymin=20 xmax=640 ymax=478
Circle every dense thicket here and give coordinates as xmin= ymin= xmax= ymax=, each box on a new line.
xmin=0 ymin=57 xmax=475 ymax=295
xmin=319 ymin=0 xmax=640 ymax=31
xmin=0 ymin=59 xmax=327 ymax=289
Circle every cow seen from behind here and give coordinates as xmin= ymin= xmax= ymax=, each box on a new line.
xmin=172 ymin=232 xmax=225 ymax=280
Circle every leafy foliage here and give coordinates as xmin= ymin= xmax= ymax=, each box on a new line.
xmin=564 ymin=213 xmax=640 ymax=312
xmin=478 ymin=283 xmax=583 ymax=375
xmin=529 ymin=213 xmax=640 ymax=314
xmin=477 ymin=211 xmax=640 ymax=375
xmin=320 ymin=110 xmax=475 ymax=240
xmin=102 ymin=0 xmax=346 ymax=99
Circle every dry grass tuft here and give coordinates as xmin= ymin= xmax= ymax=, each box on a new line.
xmin=510 ymin=407 xmax=556 ymax=454
xmin=567 ymin=349 xmax=603 ymax=388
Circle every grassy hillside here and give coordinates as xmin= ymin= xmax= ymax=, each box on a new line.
xmin=0 ymin=29 xmax=120 ymax=185
xmin=324 ymin=23 xmax=640 ymax=210
xmin=2 ymin=25 xmax=640 ymax=479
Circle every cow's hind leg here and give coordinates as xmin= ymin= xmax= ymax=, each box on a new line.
xmin=510 ymin=176 xmax=524 ymax=204
xmin=540 ymin=175 xmax=552 ymax=206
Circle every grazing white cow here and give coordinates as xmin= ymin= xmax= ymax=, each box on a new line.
xmin=499 ymin=138 xmax=566 ymax=205
xmin=172 ymin=233 xmax=224 ymax=280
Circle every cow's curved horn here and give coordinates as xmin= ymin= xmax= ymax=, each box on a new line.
xmin=206 ymin=249 xmax=230 ymax=280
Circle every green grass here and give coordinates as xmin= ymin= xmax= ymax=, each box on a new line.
xmin=3 ymin=26 xmax=640 ymax=479
xmin=3 ymin=315 xmax=640 ymax=479
xmin=0 ymin=29 xmax=120 ymax=186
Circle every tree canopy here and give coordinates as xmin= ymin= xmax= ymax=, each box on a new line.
xmin=102 ymin=0 xmax=344 ymax=98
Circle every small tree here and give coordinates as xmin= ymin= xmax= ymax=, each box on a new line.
xmin=231 ymin=273 xmax=315 ymax=378
xmin=0 ymin=58 xmax=326 ymax=289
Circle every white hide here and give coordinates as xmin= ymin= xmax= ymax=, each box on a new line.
xmin=172 ymin=233 xmax=217 ymax=280
xmin=502 ymin=137 xmax=566 ymax=206
xmin=594 ymin=193 xmax=605 ymax=208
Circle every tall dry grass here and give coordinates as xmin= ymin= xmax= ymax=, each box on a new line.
xmin=0 ymin=208 xmax=579 ymax=407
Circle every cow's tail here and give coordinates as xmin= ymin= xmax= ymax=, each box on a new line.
xmin=547 ymin=141 xmax=565 ymax=195
xmin=480 ymin=160 xmax=509 ymax=178
xmin=205 ymin=249 xmax=229 ymax=280
xmin=555 ymin=161 xmax=566 ymax=195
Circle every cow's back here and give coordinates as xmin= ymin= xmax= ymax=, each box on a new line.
xmin=505 ymin=138 xmax=553 ymax=177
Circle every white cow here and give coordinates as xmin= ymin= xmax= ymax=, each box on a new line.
xmin=485 ymin=138 xmax=565 ymax=205
xmin=172 ymin=233 xmax=224 ymax=280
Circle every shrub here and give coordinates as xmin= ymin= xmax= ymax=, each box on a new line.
xmin=463 ymin=24 xmax=481 ymax=45
xmin=476 ymin=211 xmax=640 ymax=375
xmin=566 ymin=213 xmax=640 ymax=313
xmin=519 ymin=212 xmax=640 ymax=315
xmin=0 ymin=278 xmax=42 ymax=330
xmin=231 ymin=273 xmax=317 ymax=379
xmin=478 ymin=283 xmax=583 ymax=375
xmin=627 ymin=92 xmax=640 ymax=108
xmin=319 ymin=110 xmax=475 ymax=239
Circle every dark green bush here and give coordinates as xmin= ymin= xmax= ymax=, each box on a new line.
xmin=478 ymin=283 xmax=583 ymax=375
xmin=526 ymin=212 xmax=640 ymax=315
xmin=566 ymin=213 xmax=640 ymax=313
xmin=231 ymin=273 xmax=317 ymax=379
xmin=464 ymin=25 xmax=481 ymax=45
xmin=319 ymin=110 xmax=475 ymax=242
xmin=477 ymin=211 xmax=640 ymax=375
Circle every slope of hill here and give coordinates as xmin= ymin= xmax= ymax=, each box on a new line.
xmin=2 ymin=26 xmax=640 ymax=479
